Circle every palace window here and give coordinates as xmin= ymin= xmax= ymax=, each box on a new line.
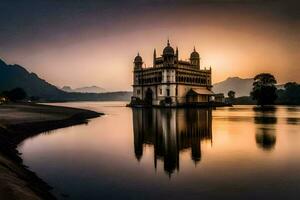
xmin=160 ymin=88 xmax=162 ymax=95
xmin=166 ymin=89 xmax=170 ymax=96
xmin=137 ymin=89 xmax=140 ymax=95
xmin=167 ymin=75 xmax=170 ymax=82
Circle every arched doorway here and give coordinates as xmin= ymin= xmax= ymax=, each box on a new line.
xmin=144 ymin=88 xmax=153 ymax=105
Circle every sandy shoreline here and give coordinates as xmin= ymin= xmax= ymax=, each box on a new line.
xmin=0 ymin=103 xmax=102 ymax=200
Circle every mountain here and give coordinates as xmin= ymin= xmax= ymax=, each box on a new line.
xmin=213 ymin=77 xmax=254 ymax=97
xmin=61 ymin=86 xmax=73 ymax=92
xmin=0 ymin=58 xmax=132 ymax=101
xmin=62 ymin=86 xmax=106 ymax=93
xmin=0 ymin=58 xmax=66 ymax=99
xmin=213 ymin=76 xmax=286 ymax=97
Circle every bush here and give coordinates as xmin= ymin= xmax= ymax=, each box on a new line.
xmin=2 ymin=88 xmax=27 ymax=102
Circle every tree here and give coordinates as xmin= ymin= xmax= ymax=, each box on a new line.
xmin=227 ymin=90 xmax=236 ymax=104
xmin=250 ymin=73 xmax=277 ymax=106
xmin=284 ymin=82 xmax=300 ymax=104
xmin=228 ymin=90 xmax=235 ymax=99
xmin=3 ymin=88 xmax=27 ymax=102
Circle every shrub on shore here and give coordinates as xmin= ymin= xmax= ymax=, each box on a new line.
xmin=1 ymin=88 xmax=27 ymax=102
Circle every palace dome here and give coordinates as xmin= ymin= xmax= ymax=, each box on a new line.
xmin=134 ymin=53 xmax=143 ymax=63
xmin=190 ymin=48 xmax=199 ymax=59
xmin=163 ymin=40 xmax=174 ymax=56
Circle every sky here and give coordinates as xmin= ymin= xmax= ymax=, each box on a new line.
xmin=0 ymin=0 xmax=299 ymax=91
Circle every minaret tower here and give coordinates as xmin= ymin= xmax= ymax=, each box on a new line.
xmin=190 ymin=47 xmax=200 ymax=69
xmin=175 ymin=47 xmax=179 ymax=62
xmin=153 ymin=48 xmax=156 ymax=67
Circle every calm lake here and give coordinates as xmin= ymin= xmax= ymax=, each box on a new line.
xmin=18 ymin=102 xmax=300 ymax=200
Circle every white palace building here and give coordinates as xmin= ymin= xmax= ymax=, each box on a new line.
xmin=130 ymin=40 xmax=223 ymax=107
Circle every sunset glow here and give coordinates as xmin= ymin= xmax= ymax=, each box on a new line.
xmin=1 ymin=0 xmax=299 ymax=91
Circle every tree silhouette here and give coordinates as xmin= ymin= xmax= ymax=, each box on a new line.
xmin=2 ymin=88 xmax=27 ymax=102
xmin=227 ymin=90 xmax=236 ymax=104
xmin=282 ymin=82 xmax=300 ymax=104
xmin=228 ymin=90 xmax=235 ymax=98
xmin=250 ymin=73 xmax=277 ymax=106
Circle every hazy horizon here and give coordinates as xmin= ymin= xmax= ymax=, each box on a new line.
xmin=1 ymin=0 xmax=299 ymax=91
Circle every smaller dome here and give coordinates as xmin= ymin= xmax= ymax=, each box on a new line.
xmin=190 ymin=47 xmax=199 ymax=59
xmin=163 ymin=40 xmax=174 ymax=56
xmin=134 ymin=53 xmax=143 ymax=63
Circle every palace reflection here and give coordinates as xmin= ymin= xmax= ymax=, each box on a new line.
xmin=132 ymin=108 xmax=212 ymax=175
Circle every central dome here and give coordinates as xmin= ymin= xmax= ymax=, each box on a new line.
xmin=190 ymin=47 xmax=199 ymax=59
xmin=163 ymin=40 xmax=174 ymax=56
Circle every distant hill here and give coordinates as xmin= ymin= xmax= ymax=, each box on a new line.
xmin=0 ymin=58 xmax=66 ymax=99
xmin=213 ymin=77 xmax=286 ymax=97
xmin=213 ymin=77 xmax=254 ymax=97
xmin=0 ymin=58 xmax=132 ymax=101
xmin=62 ymin=86 xmax=106 ymax=93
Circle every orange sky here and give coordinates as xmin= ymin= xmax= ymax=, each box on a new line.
xmin=1 ymin=1 xmax=299 ymax=91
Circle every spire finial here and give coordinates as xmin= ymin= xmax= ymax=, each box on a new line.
xmin=137 ymin=52 xmax=140 ymax=56
xmin=167 ymin=38 xmax=170 ymax=46
xmin=193 ymin=46 xmax=196 ymax=52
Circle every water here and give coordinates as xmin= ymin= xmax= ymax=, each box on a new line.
xmin=18 ymin=102 xmax=300 ymax=199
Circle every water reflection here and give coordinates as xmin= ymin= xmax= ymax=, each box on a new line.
xmin=132 ymin=108 xmax=212 ymax=175
xmin=254 ymin=107 xmax=277 ymax=151
xmin=18 ymin=103 xmax=300 ymax=199
xmin=286 ymin=118 xmax=300 ymax=125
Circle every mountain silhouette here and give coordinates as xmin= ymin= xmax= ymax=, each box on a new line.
xmin=0 ymin=58 xmax=66 ymax=99
xmin=62 ymin=86 xmax=106 ymax=93
xmin=0 ymin=58 xmax=131 ymax=101
xmin=213 ymin=77 xmax=254 ymax=97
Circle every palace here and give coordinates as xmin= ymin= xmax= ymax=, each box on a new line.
xmin=130 ymin=40 xmax=217 ymax=107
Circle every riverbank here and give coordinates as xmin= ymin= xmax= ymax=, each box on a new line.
xmin=0 ymin=103 xmax=102 ymax=200
xmin=128 ymin=101 xmax=231 ymax=108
